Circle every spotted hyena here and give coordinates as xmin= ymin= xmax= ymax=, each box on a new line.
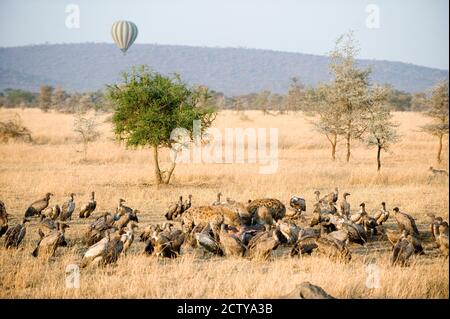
xmin=181 ymin=205 xmax=242 ymax=234
xmin=247 ymin=198 xmax=286 ymax=225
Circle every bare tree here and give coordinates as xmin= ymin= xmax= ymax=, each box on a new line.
xmin=365 ymin=86 xmax=400 ymax=171
xmin=421 ymin=81 xmax=449 ymax=164
xmin=73 ymin=111 xmax=101 ymax=161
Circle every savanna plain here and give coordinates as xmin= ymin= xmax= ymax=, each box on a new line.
xmin=0 ymin=108 xmax=448 ymax=298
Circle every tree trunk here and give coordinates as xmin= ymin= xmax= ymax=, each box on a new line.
xmin=152 ymin=146 xmax=162 ymax=185
xmin=437 ymin=134 xmax=443 ymax=164
xmin=163 ymin=151 xmax=177 ymax=184
xmin=346 ymin=133 xmax=351 ymax=162
xmin=331 ymin=134 xmax=337 ymax=161
xmin=377 ymin=144 xmax=382 ymax=171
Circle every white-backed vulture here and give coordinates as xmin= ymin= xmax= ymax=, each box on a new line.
xmin=121 ymin=222 xmax=138 ymax=254
xmin=165 ymin=196 xmax=184 ymax=220
xmin=315 ymin=235 xmax=351 ymax=263
xmin=60 ymin=193 xmax=76 ymax=221
xmin=218 ymin=224 xmax=246 ymax=257
xmin=24 ymin=193 xmax=53 ymax=217
xmin=339 ymin=193 xmax=351 ymax=219
xmin=32 ymin=222 xmax=70 ymax=259
xmin=0 ymin=200 xmax=8 ymax=237
xmin=4 ymin=218 xmax=29 ymax=248
xmin=373 ymin=202 xmax=389 ymax=225
xmin=393 ymin=207 xmax=419 ymax=236
xmin=390 ymin=233 xmax=415 ymax=266
xmin=79 ymin=191 xmax=96 ymax=218
xmin=39 ymin=214 xmax=57 ymax=237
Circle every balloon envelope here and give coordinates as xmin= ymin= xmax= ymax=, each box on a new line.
xmin=111 ymin=20 xmax=138 ymax=53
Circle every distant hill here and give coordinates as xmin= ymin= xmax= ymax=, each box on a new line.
xmin=0 ymin=43 xmax=448 ymax=95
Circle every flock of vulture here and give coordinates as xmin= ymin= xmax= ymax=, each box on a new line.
xmin=0 ymin=188 xmax=448 ymax=270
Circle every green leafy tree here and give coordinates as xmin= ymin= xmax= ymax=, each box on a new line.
xmin=421 ymin=81 xmax=449 ymax=164
xmin=107 ymin=66 xmax=217 ymax=185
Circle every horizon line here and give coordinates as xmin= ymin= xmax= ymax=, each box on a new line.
xmin=0 ymin=42 xmax=448 ymax=72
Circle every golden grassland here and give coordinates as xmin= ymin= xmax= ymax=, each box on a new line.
xmin=0 ymin=108 xmax=448 ymax=298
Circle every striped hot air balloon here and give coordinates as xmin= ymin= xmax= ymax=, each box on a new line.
xmin=111 ymin=20 xmax=138 ymax=54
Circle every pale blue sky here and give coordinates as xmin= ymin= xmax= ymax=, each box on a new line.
xmin=0 ymin=0 xmax=448 ymax=70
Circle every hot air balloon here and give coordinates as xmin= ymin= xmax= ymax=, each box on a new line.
xmin=111 ymin=20 xmax=138 ymax=54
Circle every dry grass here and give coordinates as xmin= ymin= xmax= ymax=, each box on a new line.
xmin=0 ymin=108 xmax=448 ymax=299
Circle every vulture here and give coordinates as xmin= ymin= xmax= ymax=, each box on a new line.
xmin=319 ymin=188 xmax=339 ymax=205
xmin=194 ymin=225 xmax=224 ymax=256
xmin=79 ymin=191 xmax=97 ymax=218
xmin=290 ymin=228 xmax=322 ymax=256
xmin=113 ymin=209 xmax=139 ymax=230
xmin=244 ymin=226 xmax=282 ymax=260
xmin=328 ymin=230 xmax=349 ymax=243
xmin=390 ymin=234 xmax=415 ymax=266
xmin=289 ymin=196 xmax=306 ymax=215
xmin=0 ymin=200 xmax=8 ymax=237
xmin=140 ymin=224 xmax=159 ymax=243
xmin=60 ymin=193 xmax=76 ymax=221
xmin=427 ymin=214 xmax=443 ymax=240
xmin=182 ymin=194 xmax=192 ymax=212
xmin=218 ymin=224 xmax=246 ymax=257
xmin=211 ymin=192 xmax=223 ymax=206
xmin=350 ymin=203 xmax=367 ymax=224
xmin=83 ymin=212 xmax=115 ymax=245
xmin=121 ymin=222 xmax=138 ymax=254
xmin=296 ymin=282 xmax=335 ymax=299
xmin=314 ymin=190 xmax=322 ymax=203
xmin=373 ymin=202 xmax=390 ymax=225
xmin=115 ymin=198 xmax=133 ymax=218
xmin=276 ymin=220 xmax=300 ymax=244
xmin=165 ymin=196 xmax=184 ymax=220
xmin=310 ymin=203 xmax=323 ymax=227
xmin=4 ymin=218 xmax=29 ymax=248
xmin=153 ymin=231 xmax=178 ymax=258
xmin=434 ymin=221 xmax=449 ymax=256
xmin=81 ymin=235 xmax=110 ymax=268
xmin=164 ymin=225 xmax=186 ymax=255
xmin=32 ymin=222 xmax=70 ymax=259
xmin=393 ymin=207 xmax=419 ymax=237
xmin=384 ymin=228 xmax=402 ymax=247
xmin=315 ymin=235 xmax=351 ymax=263
xmin=24 ymin=193 xmax=53 ymax=217
xmin=235 ymin=224 xmax=266 ymax=246
xmin=341 ymin=222 xmax=367 ymax=246
xmin=339 ymin=192 xmax=351 ymax=219
xmin=38 ymin=214 xmax=57 ymax=236
xmin=101 ymin=233 xmax=125 ymax=265
xmin=42 ymin=205 xmax=61 ymax=221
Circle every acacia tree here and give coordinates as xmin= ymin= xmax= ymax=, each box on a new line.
xmin=365 ymin=86 xmax=399 ymax=171
xmin=329 ymin=32 xmax=373 ymax=162
xmin=421 ymin=81 xmax=449 ymax=164
xmin=39 ymin=85 xmax=54 ymax=112
xmin=286 ymin=77 xmax=306 ymax=112
xmin=73 ymin=110 xmax=101 ymax=161
xmin=108 ymin=66 xmax=217 ymax=185
xmin=308 ymin=83 xmax=344 ymax=161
